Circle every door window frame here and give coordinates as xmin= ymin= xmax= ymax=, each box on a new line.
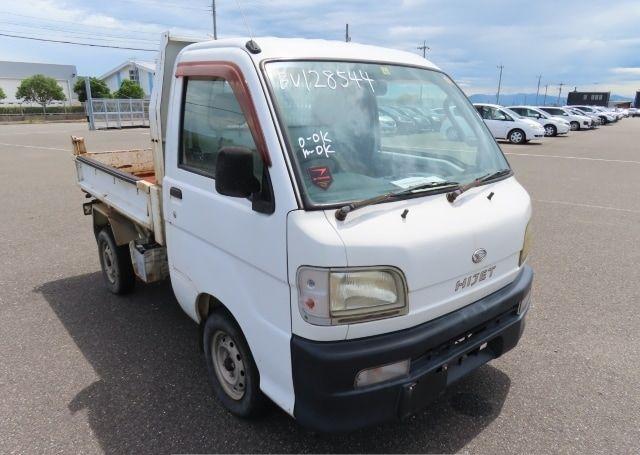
xmin=176 ymin=61 xmax=272 ymax=169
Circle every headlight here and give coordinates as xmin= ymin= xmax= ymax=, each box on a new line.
xmin=519 ymin=222 xmax=532 ymax=266
xmin=297 ymin=267 xmax=408 ymax=325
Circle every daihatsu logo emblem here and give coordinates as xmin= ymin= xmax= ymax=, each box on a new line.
xmin=472 ymin=248 xmax=487 ymax=264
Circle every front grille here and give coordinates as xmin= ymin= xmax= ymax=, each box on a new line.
xmin=411 ymin=303 xmax=519 ymax=371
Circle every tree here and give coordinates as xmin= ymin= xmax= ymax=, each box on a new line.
xmin=114 ymin=79 xmax=145 ymax=99
xmin=73 ymin=77 xmax=111 ymax=102
xmin=15 ymin=74 xmax=66 ymax=113
xmin=0 ymin=86 xmax=5 ymax=100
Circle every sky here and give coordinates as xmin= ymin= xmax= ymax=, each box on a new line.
xmin=0 ymin=0 xmax=639 ymax=97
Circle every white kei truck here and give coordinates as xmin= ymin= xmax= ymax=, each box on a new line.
xmin=72 ymin=33 xmax=533 ymax=432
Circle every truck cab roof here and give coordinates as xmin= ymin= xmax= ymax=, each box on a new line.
xmin=182 ymin=37 xmax=440 ymax=70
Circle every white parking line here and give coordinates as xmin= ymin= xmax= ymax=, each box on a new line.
xmin=505 ymin=152 xmax=640 ymax=165
xmin=534 ymin=199 xmax=640 ymax=214
xmin=0 ymin=142 xmax=67 ymax=151
xmin=0 ymin=130 xmax=81 ymax=136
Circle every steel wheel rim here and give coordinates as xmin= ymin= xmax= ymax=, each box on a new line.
xmin=545 ymin=125 xmax=555 ymax=136
xmin=102 ymin=243 xmax=117 ymax=284
xmin=511 ymin=131 xmax=523 ymax=143
xmin=211 ymin=330 xmax=246 ymax=400
xmin=570 ymin=122 xmax=578 ymax=131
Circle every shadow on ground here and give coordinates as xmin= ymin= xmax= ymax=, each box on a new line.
xmin=36 ymin=273 xmax=511 ymax=454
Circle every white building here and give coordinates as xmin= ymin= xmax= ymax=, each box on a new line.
xmin=0 ymin=61 xmax=78 ymax=106
xmin=100 ymin=60 xmax=156 ymax=98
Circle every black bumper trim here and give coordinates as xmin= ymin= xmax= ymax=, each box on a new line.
xmin=291 ymin=265 xmax=533 ymax=432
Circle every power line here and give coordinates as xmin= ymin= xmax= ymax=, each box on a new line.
xmin=0 ymin=22 xmax=159 ymax=43
xmin=107 ymin=0 xmax=211 ymax=11
xmin=0 ymin=31 xmax=157 ymax=51
xmin=0 ymin=11 xmax=167 ymax=35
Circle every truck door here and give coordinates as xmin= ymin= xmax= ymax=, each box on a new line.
xmin=162 ymin=56 xmax=295 ymax=412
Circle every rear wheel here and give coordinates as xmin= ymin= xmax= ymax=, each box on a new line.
xmin=544 ymin=124 xmax=557 ymax=137
xmin=97 ymin=227 xmax=135 ymax=294
xmin=203 ymin=309 xmax=267 ymax=417
xmin=507 ymin=128 xmax=525 ymax=144
xmin=570 ymin=121 xmax=580 ymax=131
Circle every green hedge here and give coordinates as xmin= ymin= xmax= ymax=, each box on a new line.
xmin=0 ymin=105 xmax=85 ymax=114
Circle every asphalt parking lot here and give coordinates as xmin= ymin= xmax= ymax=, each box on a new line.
xmin=1 ymin=120 xmax=639 ymax=454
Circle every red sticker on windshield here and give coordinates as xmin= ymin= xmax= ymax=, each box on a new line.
xmin=307 ymin=166 xmax=333 ymax=190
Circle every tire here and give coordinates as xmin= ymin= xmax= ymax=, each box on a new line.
xmin=97 ymin=227 xmax=135 ymax=294
xmin=203 ymin=309 xmax=267 ymax=418
xmin=507 ymin=128 xmax=526 ymax=144
xmin=570 ymin=121 xmax=580 ymax=131
xmin=544 ymin=124 xmax=557 ymax=137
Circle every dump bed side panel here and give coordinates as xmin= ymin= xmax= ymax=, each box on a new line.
xmin=75 ymin=155 xmax=154 ymax=231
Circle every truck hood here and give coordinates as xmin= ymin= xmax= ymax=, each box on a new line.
xmin=322 ymin=176 xmax=531 ymax=338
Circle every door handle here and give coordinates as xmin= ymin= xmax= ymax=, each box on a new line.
xmin=170 ymin=187 xmax=182 ymax=199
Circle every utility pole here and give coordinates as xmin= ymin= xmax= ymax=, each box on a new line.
xmin=496 ymin=64 xmax=504 ymax=104
xmin=84 ymin=77 xmax=95 ymax=131
xmin=536 ymin=74 xmax=542 ymax=104
xmin=543 ymin=83 xmax=549 ymax=106
xmin=557 ymin=82 xmax=565 ymax=106
xmin=211 ymin=0 xmax=217 ymax=39
xmin=417 ymin=40 xmax=430 ymax=58
xmin=345 ymin=23 xmax=351 ymax=42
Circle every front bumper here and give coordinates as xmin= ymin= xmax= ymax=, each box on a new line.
xmin=291 ymin=266 xmax=533 ymax=432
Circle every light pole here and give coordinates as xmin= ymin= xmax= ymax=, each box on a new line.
xmin=557 ymin=82 xmax=565 ymax=106
xmin=536 ymin=74 xmax=542 ymax=104
xmin=543 ymin=83 xmax=549 ymax=106
xmin=211 ymin=0 xmax=217 ymax=39
xmin=496 ymin=65 xmax=504 ymax=104
xmin=345 ymin=24 xmax=351 ymax=42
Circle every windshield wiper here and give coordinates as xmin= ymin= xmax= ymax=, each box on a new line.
xmin=446 ymin=168 xmax=512 ymax=203
xmin=335 ymin=180 xmax=459 ymax=221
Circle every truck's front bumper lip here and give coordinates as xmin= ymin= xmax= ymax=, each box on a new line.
xmin=291 ymin=265 xmax=533 ymax=433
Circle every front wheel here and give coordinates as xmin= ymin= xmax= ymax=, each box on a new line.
xmin=97 ymin=227 xmax=135 ymax=294
xmin=508 ymin=128 xmax=526 ymax=144
xmin=203 ymin=309 xmax=267 ymax=418
xmin=544 ymin=124 xmax=557 ymax=137
xmin=570 ymin=121 xmax=580 ymax=131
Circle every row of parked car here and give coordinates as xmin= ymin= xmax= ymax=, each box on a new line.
xmin=473 ymin=103 xmax=631 ymax=144
xmin=377 ymin=101 xmax=633 ymax=144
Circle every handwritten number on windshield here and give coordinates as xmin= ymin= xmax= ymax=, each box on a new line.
xmin=278 ymin=69 xmax=375 ymax=92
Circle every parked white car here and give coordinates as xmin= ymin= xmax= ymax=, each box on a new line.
xmin=570 ymin=105 xmax=616 ymax=124
xmin=628 ymin=107 xmax=639 ymax=117
xmin=474 ymin=103 xmax=545 ymax=144
xmin=508 ymin=106 xmax=570 ymax=136
xmin=565 ymin=107 xmax=602 ymax=125
xmin=538 ymin=106 xmax=593 ymax=130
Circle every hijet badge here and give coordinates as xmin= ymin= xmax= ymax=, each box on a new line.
xmin=307 ymin=166 xmax=333 ymax=190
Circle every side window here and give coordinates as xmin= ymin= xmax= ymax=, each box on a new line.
xmin=475 ymin=106 xmax=488 ymax=119
xmin=526 ymin=108 xmax=539 ymax=118
xmin=489 ymin=107 xmax=507 ymax=120
xmin=180 ymin=77 xmax=263 ymax=182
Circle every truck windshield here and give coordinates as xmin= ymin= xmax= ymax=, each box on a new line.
xmin=264 ymin=61 xmax=509 ymax=207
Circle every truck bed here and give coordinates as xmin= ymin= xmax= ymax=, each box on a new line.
xmin=72 ymin=136 xmax=165 ymax=244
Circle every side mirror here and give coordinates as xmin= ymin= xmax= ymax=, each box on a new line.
xmin=215 ymin=147 xmax=260 ymax=198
